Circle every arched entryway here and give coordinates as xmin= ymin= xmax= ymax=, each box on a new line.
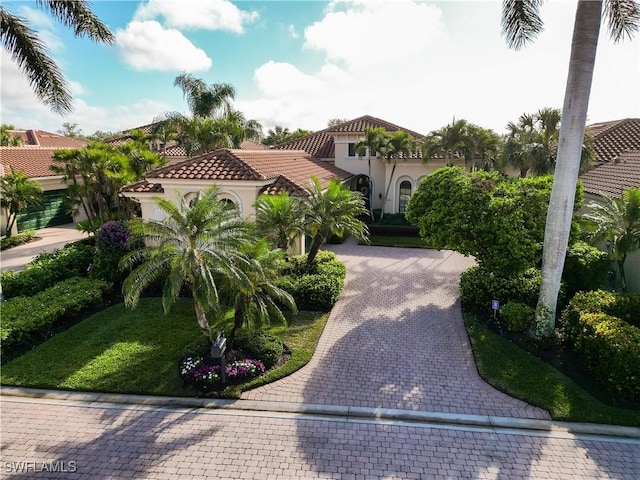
xmin=398 ymin=180 xmax=412 ymax=214
xmin=349 ymin=174 xmax=372 ymax=214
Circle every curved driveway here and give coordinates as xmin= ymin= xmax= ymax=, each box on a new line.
xmin=243 ymin=239 xmax=550 ymax=420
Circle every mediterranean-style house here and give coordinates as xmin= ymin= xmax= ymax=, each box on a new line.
xmin=0 ymin=129 xmax=87 ymax=236
xmin=578 ymin=118 xmax=640 ymax=292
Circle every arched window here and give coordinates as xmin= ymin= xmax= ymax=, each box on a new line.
xmin=398 ymin=180 xmax=412 ymax=214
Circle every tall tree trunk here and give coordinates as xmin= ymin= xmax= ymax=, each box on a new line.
xmin=380 ymin=161 xmax=397 ymax=220
xmin=367 ymin=156 xmax=374 ymax=221
xmin=618 ymin=256 xmax=627 ymax=292
xmin=194 ymin=298 xmax=213 ymax=343
xmin=532 ymin=0 xmax=602 ymax=340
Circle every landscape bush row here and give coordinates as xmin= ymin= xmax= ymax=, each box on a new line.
xmin=1 ymin=277 xmax=112 ymax=360
xmin=561 ymin=291 xmax=640 ymax=403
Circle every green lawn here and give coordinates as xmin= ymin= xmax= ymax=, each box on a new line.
xmin=464 ymin=314 xmax=640 ymax=426
xmin=359 ymin=235 xmax=431 ymax=248
xmin=0 ymin=297 xmax=328 ymax=398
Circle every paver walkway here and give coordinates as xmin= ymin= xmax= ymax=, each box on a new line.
xmin=243 ymin=239 xmax=549 ymax=420
xmin=2 ymin=398 xmax=638 ymax=479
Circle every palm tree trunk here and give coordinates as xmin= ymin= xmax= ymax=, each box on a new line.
xmin=380 ymin=161 xmax=397 ymax=220
xmin=306 ymin=234 xmax=324 ymax=268
xmin=367 ymin=156 xmax=374 ymax=221
xmin=194 ymin=298 xmax=213 ymax=342
xmin=532 ymin=0 xmax=602 ymax=340
xmin=5 ymin=213 xmax=16 ymax=237
xmin=618 ymin=256 xmax=627 ymax=292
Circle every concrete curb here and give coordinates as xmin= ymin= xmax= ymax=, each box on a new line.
xmin=3 ymin=386 xmax=639 ymax=440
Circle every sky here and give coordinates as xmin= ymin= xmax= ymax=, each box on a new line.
xmin=1 ymin=0 xmax=639 ymax=138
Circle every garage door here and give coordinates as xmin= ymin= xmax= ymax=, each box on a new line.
xmin=16 ymin=189 xmax=73 ymax=231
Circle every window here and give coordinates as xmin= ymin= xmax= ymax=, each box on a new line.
xmin=348 ymin=142 xmax=356 ymax=157
xmin=398 ymin=181 xmax=412 ymax=214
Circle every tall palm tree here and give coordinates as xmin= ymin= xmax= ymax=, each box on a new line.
xmin=502 ymin=0 xmax=639 ymax=339
xmin=379 ymin=130 xmax=417 ymax=220
xmin=174 ymin=73 xmax=236 ymax=119
xmin=463 ymin=124 xmax=503 ymax=172
xmin=222 ymin=109 xmax=263 ymax=148
xmin=1 ymin=1 xmax=114 ymax=114
xmin=254 ymin=192 xmax=307 ymax=251
xmin=304 ymin=177 xmax=368 ymax=268
xmin=423 ymin=118 xmax=469 ymax=167
xmin=121 ymin=187 xmax=256 ymax=342
xmin=230 ymin=240 xmax=297 ymax=341
xmin=0 ymin=166 xmax=43 ymax=236
xmin=503 ymin=108 xmax=594 ymax=177
xmin=582 ymin=188 xmax=640 ymax=291
xmin=355 ymin=127 xmax=386 ymax=220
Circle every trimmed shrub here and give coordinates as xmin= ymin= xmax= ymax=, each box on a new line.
xmin=232 ymin=330 xmax=284 ymax=369
xmin=499 ymin=302 xmax=534 ymax=332
xmin=0 ymin=241 xmax=95 ymax=299
xmin=0 ymin=230 xmax=35 ymax=250
xmin=562 ymin=241 xmax=610 ymax=298
xmin=561 ymin=290 xmax=640 ymax=402
xmin=1 ymin=277 xmax=112 ymax=358
xmin=460 ymin=266 xmax=548 ymax=315
xmin=368 ymin=224 xmax=420 ymax=237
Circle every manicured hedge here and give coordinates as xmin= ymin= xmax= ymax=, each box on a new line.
xmin=0 ymin=230 xmax=36 ymax=250
xmin=0 ymin=242 xmax=95 ymax=299
xmin=368 ymin=224 xmax=420 ymax=237
xmin=232 ymin=330 xmax=284 ymax=369
xmin=1 ymin=277 xmax=112 ymax=359
xmin=561 ymin=290 xmax=640 ymax=403
xmin=279 ymin=250 xmax=346 ymax=311
xmin=562 ymin=241 xmax=610 ymax=298
xmin=460 ymin=266 xmax=547 ymax=315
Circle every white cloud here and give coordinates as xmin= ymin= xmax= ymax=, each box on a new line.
xmin=0 ymin=50 xmax=173 ymax=135
xmin=303 ymin=0 xmax=446 ymax=72
xmin=134 ymin=0 xmax=258 ymax=34
xmin=288 ymin=24 xmax=299 ymax=39
xmin=115 ymin=21 xmax=212 ymax=72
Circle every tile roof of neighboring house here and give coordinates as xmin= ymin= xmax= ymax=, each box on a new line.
xmin=137 ymin=148 xmax=352 ymax=195
xmin=273 ymin=115 xmax=425 ymax=159
xmin=7 ymin=129 xmax=86 ymax=148
xmin=579 ymin=150 xmax=640 ymax=197
xmin=240 ymin=139 xmax=269 ymax=150
xmin=120 ymin=180 xmax=164 ymax=194
xmin=587 ymin=118 xmax=640 ymax=165
xmin=1 ymin=147 xmax=67 ymax=178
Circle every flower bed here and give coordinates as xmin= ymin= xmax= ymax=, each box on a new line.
xmin=179 ymin=356 xmax=265 ymax=392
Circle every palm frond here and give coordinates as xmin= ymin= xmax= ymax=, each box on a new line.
xmin=501 ymin=0 xmax=544 ymax=50
xmin=37 ymin=0 xmax=114 ymax=43
xmin=0 ymin=7 xmax=71 ymax=113
xmin=604 ymin=0 xmax=640 ymax=42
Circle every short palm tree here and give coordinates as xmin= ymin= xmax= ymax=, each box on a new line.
xmin=304 ymin=177 xmax=368 ymax=268
xmin=1 ymin=1 xmax=113 ymax=114
xmin=423 ymin=118 xmax=469 ymax=167
xmin=254 ymin=192 xmax=307 ymax=251
xmin=0 ymin=166 xmax=43 ymax=236
xmin=231 ymin=240 xmax=297 ymax=341
xmin=582 ymin=188 xmax=640 ymax=291
xmin=0 ymin=124 xmax=21 ymax=146
xmin=121 ymin=187 xmax=256 ymax=342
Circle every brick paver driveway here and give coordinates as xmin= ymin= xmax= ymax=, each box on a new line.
xmin=243 ymin=241 xmax=549 ymax=420
xmin=2 ymin=399 xmax=638 ymax=479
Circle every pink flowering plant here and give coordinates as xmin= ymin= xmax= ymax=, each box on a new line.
xmin=179 ymin=356 xmax=265 ymax=392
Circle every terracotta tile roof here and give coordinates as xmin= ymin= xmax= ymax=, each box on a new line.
xmin=579 ymin=150 xmax=640 ymax=197
xmin=142 ymin=148 xmax=352 ymax=195
xmin=259 ymin=175 xmax=308 ymax=196
xmin=240 ymin=140 xmax=269 ymax=150
xmin=120 ymin=180 xmax=164 ymax=194
xmin=587 ymin=118 xmax=640 ymax=165
xmin=0 ymin=147 xmax=68 ymax=178
xmin=7 ymin=129 xmax=86 ymax=148
xmin=273 ymin=115 xmax=424 ymax=159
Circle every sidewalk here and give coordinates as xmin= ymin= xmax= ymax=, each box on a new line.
xmin=0 ymin=224 xmax=88 ymax=272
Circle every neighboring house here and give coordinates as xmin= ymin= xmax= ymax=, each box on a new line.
xmin=578 ymin=118 xmax=640 ymax=292
xmin=0 ymin=129 xmax=87 ymax=236
xmin=274 ymin=115 xmax=465 ymax=214
xmin=121 ymin=148 xmax=354 ymax=254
